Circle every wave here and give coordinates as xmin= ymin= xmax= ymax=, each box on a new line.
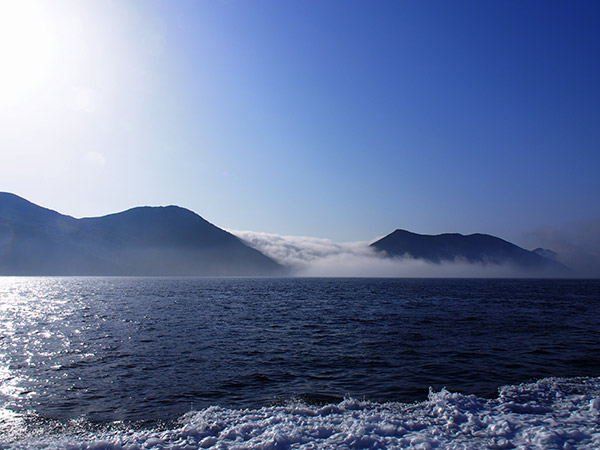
xmin=2 ymin=376 xmax=599 ymax=449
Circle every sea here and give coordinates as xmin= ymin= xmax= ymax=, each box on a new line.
xmin=0 ymin=277 xmax=598 ymax=449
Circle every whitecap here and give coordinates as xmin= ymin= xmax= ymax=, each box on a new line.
xmin=2 ymin=376 xmax=599 ymax=449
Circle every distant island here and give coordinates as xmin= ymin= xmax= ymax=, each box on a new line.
xmin=0 ymin=193 xmax=568 ymax=276
xmin=0 ymin=192 xmax=283 ymax=276
xmin=371 ymin=229 xmax=567 ymax=274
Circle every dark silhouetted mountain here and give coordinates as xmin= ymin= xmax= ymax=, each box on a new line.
xmin=0 ymin=192 xmax=283 ymax=276
xmin=371 ymin=229 xmax=567 ymax=273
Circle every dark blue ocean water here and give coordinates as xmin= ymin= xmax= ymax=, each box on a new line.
xmin=0 ymin=277 xmax=599 ymax=434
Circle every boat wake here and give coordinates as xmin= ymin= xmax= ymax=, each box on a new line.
xmin=2 ymin=376 xmax=599 ymax=449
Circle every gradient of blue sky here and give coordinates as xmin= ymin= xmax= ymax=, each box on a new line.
xmin=1 ymin=0 xmax=599 ymax=243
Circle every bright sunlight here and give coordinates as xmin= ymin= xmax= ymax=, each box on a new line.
xmin=0 ymin=0 xmax=56 ymax=107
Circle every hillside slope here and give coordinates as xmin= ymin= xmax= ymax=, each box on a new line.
xmin=0 ymin=193 xmax=283 ymax=276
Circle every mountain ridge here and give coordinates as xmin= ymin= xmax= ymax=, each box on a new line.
xmin=1 ymin=193 xmax=570 ymax=276
xmin=370 ymin=228 xmax=567 ymax=274
xmin=0 ymin=192 xmax=283 ymax=276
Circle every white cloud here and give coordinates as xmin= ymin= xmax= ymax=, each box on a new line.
xmin=231 ymin=230 xmax=529 ymax=278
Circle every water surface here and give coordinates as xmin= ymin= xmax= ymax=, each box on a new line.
xmin=1 ymin=277 xmax=598 ymax=427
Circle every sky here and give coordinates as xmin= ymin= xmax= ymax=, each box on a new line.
xmin=1 ymin=0 xmax=599 ymax=248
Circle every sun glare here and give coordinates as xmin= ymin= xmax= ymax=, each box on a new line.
xmin=0 ymin=0 xmax=57 ymax=107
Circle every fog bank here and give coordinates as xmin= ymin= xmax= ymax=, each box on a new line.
xmin=232 ymin=231 xmax=540 ymax=278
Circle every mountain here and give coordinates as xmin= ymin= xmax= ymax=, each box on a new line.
xmin=0 ymin=192 xmax=283 ymax=276
xmin=371 ymin=229 xmax=567 ymax=273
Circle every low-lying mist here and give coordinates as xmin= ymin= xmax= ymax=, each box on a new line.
xmin=521 ymin=219 xmax=600 ymax=278
xmin=232 ymin=231 xmax=551 ymax=278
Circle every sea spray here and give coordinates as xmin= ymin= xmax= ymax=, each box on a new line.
xmin=2 ymin=377 xmax=599 ymax=449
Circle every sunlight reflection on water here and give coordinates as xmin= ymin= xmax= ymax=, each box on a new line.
xmin=0 ymin=278 xmax=84 ymax=414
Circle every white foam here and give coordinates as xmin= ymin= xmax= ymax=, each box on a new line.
xmin=2 ymin=377 xmax=599 ymax=449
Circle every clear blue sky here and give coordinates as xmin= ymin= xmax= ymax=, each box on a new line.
xmin=1 ymin=0 xmax=599 ymax=242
